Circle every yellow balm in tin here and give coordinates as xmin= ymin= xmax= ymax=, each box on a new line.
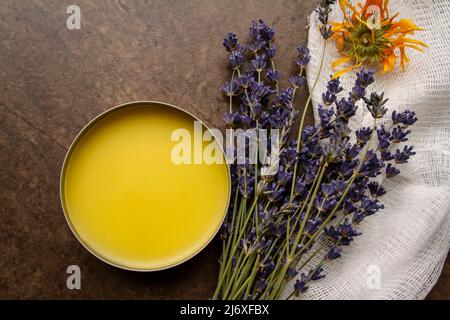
xmin=61 ymin=101 xmax=230 ymax=271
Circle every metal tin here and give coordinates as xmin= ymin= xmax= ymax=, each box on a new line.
xmin=60 ymin=101 xmax=231 ymax=272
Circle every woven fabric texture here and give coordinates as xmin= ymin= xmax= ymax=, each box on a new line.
xmin=285 ymin=0 xmax=450 ymax=300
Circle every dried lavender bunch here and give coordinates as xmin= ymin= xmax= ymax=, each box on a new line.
xmin=214 ymin=18 xmax=417 ymax=300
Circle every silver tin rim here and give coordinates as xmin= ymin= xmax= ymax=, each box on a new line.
xmin=60 ymin=101 xmax=231 ymax=272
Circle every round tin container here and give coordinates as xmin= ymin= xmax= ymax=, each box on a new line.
xmin=60 ymin=101 xmax=231 ymax=271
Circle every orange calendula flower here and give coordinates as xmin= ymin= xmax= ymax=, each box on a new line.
xmin=331 ymin=0 xmax=427 ymax=78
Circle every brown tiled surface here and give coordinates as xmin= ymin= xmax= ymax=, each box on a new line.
xmin=0 ymin=0 xmax=448 ymax=299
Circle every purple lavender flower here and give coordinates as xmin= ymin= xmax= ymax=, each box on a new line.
xmin=237 ymin=74 xmax=254 ymax=89
xmin=301 ymin=125 xmax=318 ymax=144
xmin=390 ymin=127 xmax=411 ymax=143
xmin=360 ymin=196 xmax=384 ymax=215
xmin=392 ymin=110 xmax=417 ymax=127
xmin=260 ymin=260 xmax=275 ymax=278
xmin=310 ymin=267 xmax=326 ymax=280
xmin=322 ymin=91 xmax=337 ymax=106
xmin=324 ymin=225 xmax=340 ymax=242
xmin=217 ymin=21 xmax=418 ymax=300
xmin=321 ymin=183 xmax=337 ymax=197
xmin=222 ymin=79 xmax=238 ymax=97
xmin=249 ymin=20 xmax=259 ymax=39
xmin=333 ymin=180 xmax=346 ymax=192
xmin=348 ymin=177 xmax=367 ymax=200
xmin=351 ymin=84 xmax=366 ymax=101
xmin=273 ymin=221 xmax=287 ymax=238
xmin=377 ymin=125 xmax=391 ymax=150
xmin=269 ymin=108 xmax=290 ymax=129
xmin=286 ymin=267 xmax=299 ymax=280
xmin=359 ymin=150 xmax=384 ymax=177
xmin=380 ymin=149 xmax=394 ymax=161
xmin=294 ymin=178 xmax=307 ymax=196
xmin=337 ymin=160 xmax=357 ymax=179
xmin=378 ymin=137 xmax=390 ymax=151
xmin=276 ymin=88 xmax=294 ymax=109
xmin=277 ymin=166 xmax=293 ymax=186
xmin=367 ymin=181 xmax=386 ymax=197
xmin=314 ymin=194 xmax=338 ymax=213
xmin=294 ymin=274 xmax=309 ymax=296
xmin=258 ymin=19 xmax=275 ymax=42
xmin=289 ymin=75 xmax=306 ymax=88
xmin=251 ymin=101 xmax=263 ymax=119
xmin=266 ymin=183 xmax=285 ymax=202
xmin=304 ymin=218 xmax=322 ymax=236
xmin=251 ymin=55 xmax=267 ymax=72
xmin=315 ymin=0 xmax=336 ymax=39
xmin=334 ymin=120 xmax=351 ymax=138
xmin=364 ymin=92 xmax=388 ymax=119
xmin=267 ymin=45 xmax=277 ymax=59
xmin=239 ymin=114 xmax=252 ymax=128
xmin=281 ymin=147 xmax=298 ymax=168
xmin=267 ymin=69 xmax=281 ymax=83
xmin=248 ymin=38 xmax=266 ymax=54
xmin=355 ymin=69 xmax=375 ymax=87
xmin=318 ymin=105 xmax=334 ymax=131
xmin=228 ymin=51 xmax=244 ymax=70
xmin=394 ymin=145 xmax=416 ymax=164
xmin=356 ymin=127 xmax=372 ymax=145
xmin=327 ymin=78 xmax=343 ymax=94
xmin=295 ymin=44 xmax=311 ymax=67
xmin=344 ymin=200 xmax=358 ymax=215
xmin=320 ymin=24 xmax=333 ymax=39
xmin=339 ymin=218 xmax=361 ymax=245
xmin=386 ymin=163 xmax=401 ymax=178
xmin=224 ymin=111 xmax=241 ymax=127
xmin=250 ymin=82 xmax=275 ymax=107
xmin=223 ymin=32 xmax=238 ymax=52
xmin=255 ymin=279 xmax=267 ymax=294
xmin=322 ymin=132 xmax=348 ymax=163
xmin=336 ymin=97 xmax=357 ymax=121
xmin=326 ymin=245 xmax=342 ymax=260
xmin=238 ymin=175 xmax=255 ymax=199
xmin=353 ymin=211 xmax=365 ymax=224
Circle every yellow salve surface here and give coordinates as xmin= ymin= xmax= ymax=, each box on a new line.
xmin=62 ymin=102 xmax=230 ymax=270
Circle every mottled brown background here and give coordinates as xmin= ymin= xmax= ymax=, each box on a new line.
xmin=0 ymin=0 xmax=448 ymax=299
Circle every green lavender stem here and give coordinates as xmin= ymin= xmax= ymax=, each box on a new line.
xmin=213 ymin=195 xmax=258 ymax=299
